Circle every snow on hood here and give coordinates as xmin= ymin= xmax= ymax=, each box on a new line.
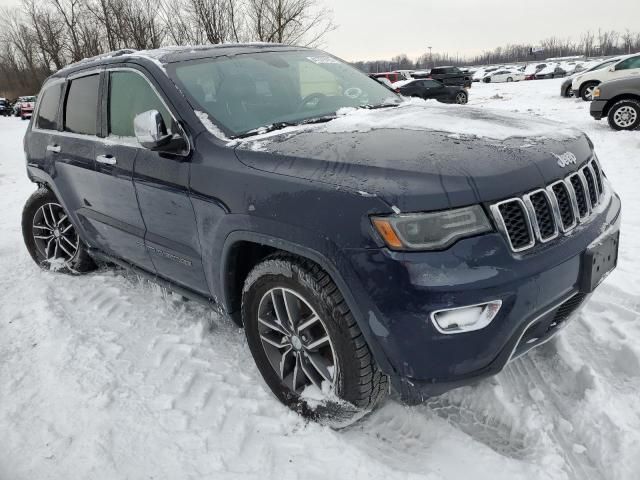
xmin=321 ymin=99 xmax=581 ymax=141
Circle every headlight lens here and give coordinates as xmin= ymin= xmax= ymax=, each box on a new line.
xmin=372 ymin=205 xmax=493 ymax=250
xmin=592 ymin=87 xmax=600 ymax=98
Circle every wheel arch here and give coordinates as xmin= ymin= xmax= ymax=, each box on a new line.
xmin=603 ymin=94 xmax=640 ymax=117
xmin=219 ymin=231 xmax=395 ymax=375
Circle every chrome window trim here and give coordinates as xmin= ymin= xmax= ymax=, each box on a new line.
xmin=104 ymin=66 xmax=191 ymax=156
xmin=33 ymin=77 xmax=66 ymax=132
xmin=523 ymin=189 xmax=559 ymax=243
xmin=32 ymin=66 xmax=191 ymax=156
xmin=490 ymin=198 xmax=535 ymax=253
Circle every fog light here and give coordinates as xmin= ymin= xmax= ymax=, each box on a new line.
xmin=431 ymin=300 xmax=502 ymax=334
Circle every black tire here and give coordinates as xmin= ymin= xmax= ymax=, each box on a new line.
xmin=580 ymin=82 xmax=599 ymax=102
xmin=483 ymin=77 xmax=491 ymax=83
xmin=607 ymin=99 xmax=640 ymax=131
xmin=242 ymin=254 xmax=387 ymax=425
xmin=506 ymin=77 xmax=513 ymax=82
xmin=22 ymin=187 xmax=95 ymax=273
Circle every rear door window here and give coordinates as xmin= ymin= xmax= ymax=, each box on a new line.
xmin=108 ymin=70 xmax=174 ymax=137
xmin=64 ymin=74 xmax=100 ymax=135
xmin=36 ymin=83 xmax=63 ymax=130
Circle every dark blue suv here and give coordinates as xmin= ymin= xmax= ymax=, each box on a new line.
xmin=22 ymin=44 xmax=621 ymax=422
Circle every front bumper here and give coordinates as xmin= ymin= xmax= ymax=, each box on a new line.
xmin=342 ymin=192 xmax=621 ymax=404
xmin=590 ymin=99 xmax=607 ymax=120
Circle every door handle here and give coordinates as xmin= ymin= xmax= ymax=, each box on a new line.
xmin=96 ymin=154 xmax=117 ymax=165
xmin=46 ymin=144 xmax=61 ymax=153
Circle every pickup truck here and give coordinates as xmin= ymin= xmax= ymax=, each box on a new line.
xmin=428 ymin=66 xmax=472 ymax=88
xmin=590 ymin=76 xmax=640 ymax=130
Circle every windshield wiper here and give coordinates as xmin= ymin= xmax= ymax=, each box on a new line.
xmin=359 ymin=102 xmax=401 ymax=110
xmin=234 ymin=115 xmax=337 ymax=139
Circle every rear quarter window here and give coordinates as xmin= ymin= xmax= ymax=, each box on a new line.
xmin=64 ymin=74 xmax=100 ymax=135
xmin=36 ymin=83 xmax=63 ymax=130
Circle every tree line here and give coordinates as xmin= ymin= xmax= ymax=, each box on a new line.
xmin=0 ymin=0 xmax=335 ymax=98
xmin=353 ymin=29 xmax=640 ymax=73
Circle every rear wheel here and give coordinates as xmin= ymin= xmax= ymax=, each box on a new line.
xmin=507 ymin=77 xmax=513 ymax=82
xmin=580 ymin=82 xmax=599 ymax=101
xmin=607 ymin=99 xmax=640 ymax=131
xmin=22 ymin=188 xmax=95 ymax=273
xmin=242 ymin=255 xmax=386 ymax=425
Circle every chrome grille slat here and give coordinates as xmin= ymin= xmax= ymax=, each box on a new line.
xmin=492 ymin=158 xmax=606 ymax=253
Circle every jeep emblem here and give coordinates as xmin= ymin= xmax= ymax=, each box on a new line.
xmin=553 ymin=152 xmax=578 ymax=168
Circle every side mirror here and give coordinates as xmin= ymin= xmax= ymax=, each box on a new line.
xmin=609 ymin=66 xmax=616 ymax=72
xmin=134 ymin=110 xmax=172 ymax=150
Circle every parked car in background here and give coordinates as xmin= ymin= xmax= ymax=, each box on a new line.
xmin=19 ymin=96 xmax=36 ymax=120
xmin=483 ymin=69 xmax=525 ymax=83
xmin=428 ymin=66 xmax=472 ymax=88
xmin=411 ymin=70 xmax=431 ymax=79
xmin=394 ymin=78 xmax=468 ymax=103
xmin=535 ymin=63 xmax=567 ymax=79
xmin=524 ymin=63 xmax=546 ymax=80
xmin=0 ymin=98 xmax=11 ymax=116
xmin=590 ymin=77 xmax=640 ymax=130
xmin=560 ymin=58 xmax=622 ymax=97
xmin=13 ymin=95 xmax=36 ymax=119
xmin=473 ymin=66 xmax=501 ymax=82
xmin=572 ymin=53 xmax=640 ymax=101
xmin=370 ymin=71 xmax=412 ymax=84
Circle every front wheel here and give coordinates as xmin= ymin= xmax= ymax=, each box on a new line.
xmin=242 ymin=255 xmax=387 ymax=425
xmin=580 ymin=82 xmax=599 ymax=101
xmin=22 ymin=188 xmax=95 ymax=273
xmin=506 ymin=77 xmax=513 ymax=82
xmin=455 ymin=91 xmax=468 ymax=104
xmin=607 ymin=99 xmax=640 ymax=131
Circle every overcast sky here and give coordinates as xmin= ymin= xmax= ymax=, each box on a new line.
xmin=321 ymin=0 xmax=640 ymax=61
xmin=1 ymin=0 xmax=638 ymax=61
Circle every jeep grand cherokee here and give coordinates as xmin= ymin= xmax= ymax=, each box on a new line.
xmin=22 ymin=44 xmax=621 ymax=422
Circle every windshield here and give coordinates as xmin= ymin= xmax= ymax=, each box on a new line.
xmin=167 ymin=49 xmax=400 ymax=137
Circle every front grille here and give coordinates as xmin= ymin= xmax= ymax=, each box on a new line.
xmin=528 ymin=191 xmax=556 ymax=240
xmin=570 ymin=173 xmax=589 ymax=218
xmin=492 ymin=157 xmax=607 ymax=252
xmin=591 ymin=160 xmax=604 ymax=193
xmin=551 ymin=182 xmax=575 ymax=230
xmin=496 ymin=200 xmax=533 ymax=251
xmin=582 ymin=167 xmax=598 ymax=206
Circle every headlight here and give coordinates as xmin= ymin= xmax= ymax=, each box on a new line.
xmin=592 ymin=87 xmax=600 ymax=98
xmin=371 ymin=205 xmax=493 ymax=250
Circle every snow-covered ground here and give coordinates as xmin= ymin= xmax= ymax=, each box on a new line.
xmin=1 ymin=78 xmax=639 ymax=480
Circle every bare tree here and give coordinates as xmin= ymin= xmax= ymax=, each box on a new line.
xmin=246 ymin=0 xmax=335 ymax=46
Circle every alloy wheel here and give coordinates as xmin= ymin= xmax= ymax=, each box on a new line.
xmin=584 ymin=86 xmax=595 ymax=101
xmin=456 ymin=92 xmax=467 ymax=104
xmin=257 ymin=287 xmax=337 ymax=394
xmin=32 ymin=202 xmax=79 ymax=263
xmin=613 ymin=106 xmax=638 ymax=129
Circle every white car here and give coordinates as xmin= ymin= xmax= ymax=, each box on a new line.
xmin=571 ymin=53 xmax=640 ymax=101
xmin=483 ymin=69 xmax=525 ymax=83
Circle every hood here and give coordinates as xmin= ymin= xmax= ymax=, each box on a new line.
xmin=234 ymin=103 xmax=593 ymax=213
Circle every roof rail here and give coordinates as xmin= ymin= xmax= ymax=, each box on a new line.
xmin=58 ymin=49 xmax=139 ymax=73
